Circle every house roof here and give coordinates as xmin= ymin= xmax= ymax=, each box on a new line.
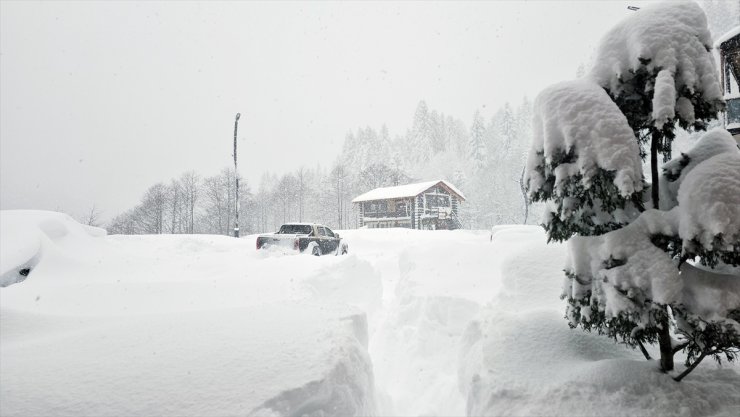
xmin=351 ymin=180 xmax=466 ymax=203
xmin=715 ymin=26 xmax=740 ymax=48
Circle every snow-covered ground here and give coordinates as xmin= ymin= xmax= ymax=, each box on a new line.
xmin=1 ymin=211 xmax=738 ymax=416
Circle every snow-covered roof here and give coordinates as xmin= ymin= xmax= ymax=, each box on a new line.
xmin=352 ymin=180 xmax=466 ymax=203
xmin=715 ymin=26 xmax=740 ymax=48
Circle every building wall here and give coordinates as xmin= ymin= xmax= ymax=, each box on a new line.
xmin=355 ymin=183 xmax=465 ymax=230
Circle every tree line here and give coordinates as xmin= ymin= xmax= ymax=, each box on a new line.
xmin=107 ymin=98 xmax=539 ymax=235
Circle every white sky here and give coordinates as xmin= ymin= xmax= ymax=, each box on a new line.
xmin=1 ymin=0 xmax=666 ymax=218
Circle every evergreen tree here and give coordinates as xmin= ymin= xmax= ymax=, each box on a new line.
xmin=526 ymin=2 xmax=736 ymax=379
xmin=469 ymin=110 xmax=487 ymax=170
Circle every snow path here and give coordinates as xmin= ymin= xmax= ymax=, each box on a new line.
xmin=340 ymin=226 xmax=547 ymax=415
xmin=346 ymin=229 xmax=493 ymax=415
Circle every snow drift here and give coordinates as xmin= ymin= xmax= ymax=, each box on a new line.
xmin=0 ymin=211 xmax=377 ymax=417
xmin=0 ymin=210 xmax=106 ymax=287
xmin=458 ymin=227 xmax=740 ymax=416
xmin=2 ymin=213 xmax=738 ymax=416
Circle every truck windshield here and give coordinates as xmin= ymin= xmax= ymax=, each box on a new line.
xmin=277 ymin=225 xmax=312 ymax=234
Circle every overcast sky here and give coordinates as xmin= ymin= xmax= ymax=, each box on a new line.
xmin=1 ymin=0 xmax=682 ymax=219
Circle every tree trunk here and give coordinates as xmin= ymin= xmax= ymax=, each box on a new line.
xmin=637 ymin=340 xmax=652 ymax=360
xmin=651 ymin=131 xmax=674 ymax=372
xmin=658 ymin=314 xmax=674 ymax=371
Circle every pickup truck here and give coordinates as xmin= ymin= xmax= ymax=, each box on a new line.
xmin=255 ymin=223 xmax=348 ymax=256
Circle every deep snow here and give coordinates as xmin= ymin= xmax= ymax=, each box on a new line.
xmin=1 ymin=211 xmax=739 ymax=416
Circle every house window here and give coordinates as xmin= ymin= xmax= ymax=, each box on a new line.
xmin=426 ymin=194 xmax=450 ymax=209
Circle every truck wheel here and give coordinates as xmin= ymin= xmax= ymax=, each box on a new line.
xmin=312 ymin=246 xmax=322 ymax=256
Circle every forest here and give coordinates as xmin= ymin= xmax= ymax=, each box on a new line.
xmin=107 ymin=99 xmax=538 ymax=235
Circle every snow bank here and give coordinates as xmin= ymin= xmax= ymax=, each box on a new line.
xmin=2 ymin=303 xmax=376 ymax=417
xmin=341 ymin=228 xmax=497 ymax=415
xmin=3 ymin=214 xmax=738 ymax=416
xmin=0 ymin=211 xmax=378 ymax=417
xmin=0 ymin=210 xmax=106 ymax=287
xmin=459 ymin=223 xmax=740 ymax=416
xmin=590 ymin=1 xmax=722 ymax=129
xmin=303 ymin=254 xmax=383 ymax=314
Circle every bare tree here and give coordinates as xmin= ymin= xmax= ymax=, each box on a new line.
xmin=296 ymin=166 xmax=309 ymax=222
xmin=202 ymin=168 xmax=236 ymax=235
xmin=180 ymin=171 xmax=200 ymax=233
xmin=274 ymin=174 xmax=298 ymax=223
xmin=135 ymin=183 xmax=167 ymax=234
xmin=166 ymin=179 xmax=184 ymax=233
xmin=83 ymin=204 xmax=103 ymax=227
xmin=328 ymin=164 xmax=351 ymax=229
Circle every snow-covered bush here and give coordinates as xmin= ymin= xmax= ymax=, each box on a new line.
xmin=526 ymin=1 xmax=739 ymax=379
xmin=591 ymin=1 xmax=724 ymax=160
xmin=659 ymin=128 xmax=739 ymax=210
xmin=526 ymin=79 xmax=644 ymax=241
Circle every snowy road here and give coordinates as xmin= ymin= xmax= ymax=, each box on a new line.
xmin=2 ymin=211 xmax=739 ymax=416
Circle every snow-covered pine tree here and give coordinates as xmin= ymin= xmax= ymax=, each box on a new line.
xmin=590 ymin=1 xmax=726 ymax=372
xmin=469 ymin=110 xmax=488 ymax=170
xmin=526 ymin=2 xmax=738 ymax=379
xmin=525 ymin=79 xmax=644 ymax=242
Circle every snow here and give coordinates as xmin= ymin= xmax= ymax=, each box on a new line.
xmin=681 ymin=263 xmax=740 ymax=324
xmin=589 ymin=2 xmax=722 ymax=129
xmin=677 ymin=151 xmax=740 ymax=250
xmin=526 ymin=78 xmax=643 ymax=197
xmin=564 ymin=209 xmax=682 ymax=311
xmin=714 ymin=26 xmax=740 ymax=47
xmin=351 ymin=179 xmax=466 ymax=203
xmin=460 ymin=226 xmax=740 ymax=417
xmin=0 ymin=210 xmax=106 ymax=287
xmin=0 ymin=211 xmax=377 ymax=416
xmin=2 ymin=211 xmax=739 ymax=416
xmin=661 ymin=128 xmax=740 ymax=209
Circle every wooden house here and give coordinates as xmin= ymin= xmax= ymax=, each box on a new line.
xmin=352 ymin=180 xmax=466 ymax=230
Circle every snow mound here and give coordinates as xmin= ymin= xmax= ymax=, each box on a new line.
xmin=463 ymin=309 xmax=740 ymax=417
xmin=682 ymin=263 xmax=740 ymax=323
xmin=303 ymin=254 xmax=383 ymax=314
xmin=460 ymin=224 xmax=740 ymax=416
xmin=661 ymin=128 xmax=739 ymax=209
xmin=0 ymin=210 xmax=106 ymax=287
xmin=526 ymin=78 xmax=642 ymax=197
xmin=677 ymin=151 xmax=740 ymax=251
xmin=590 ymin=1 xmax=722 ymax=129
xmin=1 ymin=304 xmax=377 ymax=417
xmin=1 ymin=212 xmax=379 ymax=416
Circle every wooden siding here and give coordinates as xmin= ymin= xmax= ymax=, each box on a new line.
xmin=355 ymin=181 xmax=464 ymax=230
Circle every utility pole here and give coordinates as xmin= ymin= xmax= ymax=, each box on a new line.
xmin=233 ymin=113 xmax=241 ymax=238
